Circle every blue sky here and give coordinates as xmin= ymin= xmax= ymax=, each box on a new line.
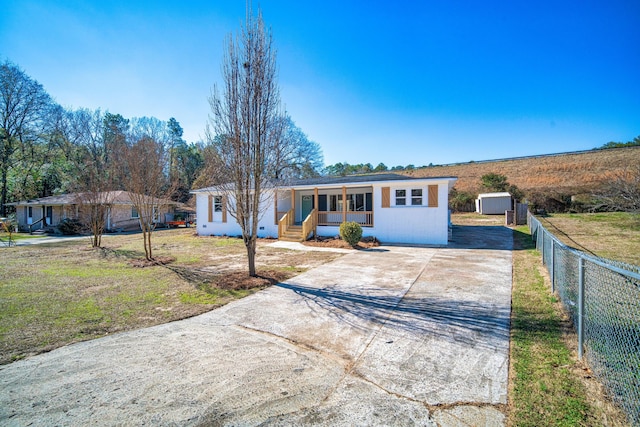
xmin=2 ymin=1 xmax=638 ymax=167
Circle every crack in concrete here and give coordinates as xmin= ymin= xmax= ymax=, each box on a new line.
xmin=232 ymin=324 xmax=353 ymax=368
xmin=345 ymin=369 xmax=508 ymax=427
xmin=319 ymin=258 xmax=433 ymax=404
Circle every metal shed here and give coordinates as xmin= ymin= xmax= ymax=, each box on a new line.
xmin=476 ymin=192 xmax=512 ymax=215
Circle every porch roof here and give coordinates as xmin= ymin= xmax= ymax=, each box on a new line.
xmin=287 ymin=173 xmax=457 ymax=190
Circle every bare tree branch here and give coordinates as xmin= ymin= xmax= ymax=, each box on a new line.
xmin=594 ymin=164 xmax=640 ymax=212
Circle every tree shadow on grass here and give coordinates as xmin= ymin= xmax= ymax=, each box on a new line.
xmin=276 ymin=282 xmax=510 ymax=349
xmin=98 ymin=247 xmax=146 ymax=259
xmin=164 ymin=265 xmax=219 ymax=286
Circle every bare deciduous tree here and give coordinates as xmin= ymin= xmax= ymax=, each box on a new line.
xmin=594 ymin=164 xmax=640 ymax=212
xmin=207 ymin=8 xmax=284 ymax=276
xmin=66 ymin=108 xmax=116 ymax=247
xmin=76 ymin=191 xmax=114 ymax=248
xmin=273 ymin=114 xmax=323 ymax=180
xmin=124 ymin=135 xmax=173 ymax=261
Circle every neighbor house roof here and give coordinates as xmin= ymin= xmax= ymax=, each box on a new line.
xmin=192 ymin=173 xmax=458 ymax=194
xmin=7 ymin=191 xmax=178 ymax=207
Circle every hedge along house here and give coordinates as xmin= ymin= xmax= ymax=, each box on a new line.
xmin=7 ymin=191 xmax=176 ymax=233
xmin=192 ymin=174 xmax=457 ymax=245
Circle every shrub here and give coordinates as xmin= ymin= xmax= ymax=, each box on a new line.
xmin=339 ymin=221 xmax=362 ymax=247
xmin=58 ymin=218 xmax=84 ymax=235
xmin=449 ymin=188 xmax=476 ymax=212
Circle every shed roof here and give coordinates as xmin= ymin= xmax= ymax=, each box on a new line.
xmin=477 ymin=192 xmax=512 ymax=198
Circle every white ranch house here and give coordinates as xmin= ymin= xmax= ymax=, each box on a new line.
xmin=192 ymin=174 xmax=457 ymax=245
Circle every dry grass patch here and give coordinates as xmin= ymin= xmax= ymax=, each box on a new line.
xmin=405 ymin=146 xmax=639 ymax=194
xmin=536 ymin=212 xmax=640 ymax=266
xmin=451 ymin=212 xmax=506 ymax=226
xmin=0 ymin=229 xmax=343 ymax=364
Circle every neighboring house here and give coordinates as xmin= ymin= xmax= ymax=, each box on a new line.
xmin=7 ymin=191 xmax=176 ymax=233
xmin=475 ymin=192 xmax=513 ymax=215
xmin=191 ymin=174 xmax=457 ymax=245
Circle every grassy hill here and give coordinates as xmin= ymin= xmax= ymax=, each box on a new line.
xmin=403 ymin=146 xmax=639 ymax=198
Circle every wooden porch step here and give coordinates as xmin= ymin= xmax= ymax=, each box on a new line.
xmin=279 ymin=225 xmax=304 ymax=242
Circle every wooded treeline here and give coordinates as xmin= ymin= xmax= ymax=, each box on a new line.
xmin=0 ymin=59 xmax=323 ymax=217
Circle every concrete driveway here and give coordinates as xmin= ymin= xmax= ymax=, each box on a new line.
xmin=0 ymin=226 xmax=513 ymax=426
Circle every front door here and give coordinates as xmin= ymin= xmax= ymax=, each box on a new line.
xmin=301 ymin=195 xmax=313 ymax=222
xmin=45 ymin=206 xmax=53 ymax=226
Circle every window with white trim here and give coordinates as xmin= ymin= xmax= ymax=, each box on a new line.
xmin=395 ymin=189 xmax=406 ymax=205
xmin=131 ymin=206 xmax=139 ymax=218
xmin=411 ymin=189 xmax=422 ymax=205
xmin=214 ymin=196 xmax=223 ymax=212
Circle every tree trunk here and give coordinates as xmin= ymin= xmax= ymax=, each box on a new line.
xmin=245 ymin=237 xmax=257 ymax=277
xmin=0 ymin=162 xmax=8 ymax=217
xmin=146 ymin=228 xmax=153 ymax=261
xmin=141 ymin=227 xmax=151 ymax=261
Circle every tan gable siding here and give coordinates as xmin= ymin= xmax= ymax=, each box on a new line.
xmin=428 ymin=185 xmax=438 ymax=207
xmin=381 ymin=187 xmax=390 ymax=208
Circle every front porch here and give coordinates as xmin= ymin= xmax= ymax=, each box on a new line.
xmin=276 ymin=186 xmax=373 ymax=242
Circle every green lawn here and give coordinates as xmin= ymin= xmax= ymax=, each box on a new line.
xmin=509 ymin=225 xmax=629 ymax=426
xmin=0 ymin=229 xmax=341 ymax=364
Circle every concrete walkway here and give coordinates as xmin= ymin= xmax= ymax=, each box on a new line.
xmin=3 ymin=235 xmax=87 ymax=246
xmin=0 ymin=226 xmax=513 ymax=426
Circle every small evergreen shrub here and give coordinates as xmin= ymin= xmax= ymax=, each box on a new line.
xmin=58 ymin=218 xmax=83 ymax=235
xmin=339 ymin=221 xmax=362 ymax=247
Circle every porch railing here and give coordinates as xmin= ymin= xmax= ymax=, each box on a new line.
xmin=28 ymin=217 xmax=45 ymax=234
xmin=276 ymin=211 xmax=289 ymax=223
xmin=317 ymin=211 xmax=373 ymax=227
xmin=301 ymin=209 xmax=316 ymax=240
xmin=278 ymin=209 xmax=294 ymax=238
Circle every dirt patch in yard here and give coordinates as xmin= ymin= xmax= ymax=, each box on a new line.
xmin=303 ymin=236 xmax=380 ymax=250
xmin=216 ymin=270 xmax=289 ymax=290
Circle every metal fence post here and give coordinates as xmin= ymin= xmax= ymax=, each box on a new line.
xmin=541 ymin=229 xmax=545 ymax=264
xmin=578 ymin=256 xmax=585 ymax=360
xmin=551 ymin=240 xmax=555 ymax=293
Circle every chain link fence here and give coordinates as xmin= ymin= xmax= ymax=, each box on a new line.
xmin=528 ymin=213 xmax=640 ymax=425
